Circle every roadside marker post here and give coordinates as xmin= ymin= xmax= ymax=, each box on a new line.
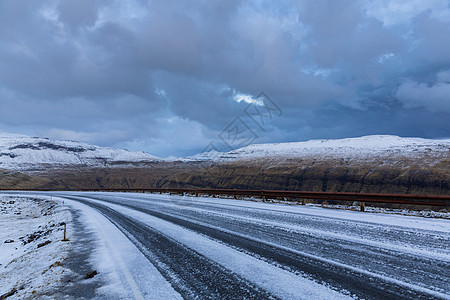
xmin=62 ymin=223 xmax=69 ymax=241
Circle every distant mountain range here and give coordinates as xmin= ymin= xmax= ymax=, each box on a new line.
xmin=0 ymin=133 xmax=159 ymax=170
xmin=1 ymin=133 xmax=449 ymax=194
xmin=2 ymin=132 xmax=449 ymax=170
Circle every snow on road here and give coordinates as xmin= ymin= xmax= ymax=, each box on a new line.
xmin=69 ymin=196 xmax=351 ymax=300
xmin=59 ymin=192 xmax=450 ymax=299
xmin=2 ymin=191 xmax=450 ymax=299
xmin=64 ymin=198 xmax=182 ymax=300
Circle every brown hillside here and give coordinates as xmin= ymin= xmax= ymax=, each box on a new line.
xmin=1 ymin=153 xmax=448 ymax=195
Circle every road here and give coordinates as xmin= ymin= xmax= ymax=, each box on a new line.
xmin=43 ymin=192 xmax=450 ymax=299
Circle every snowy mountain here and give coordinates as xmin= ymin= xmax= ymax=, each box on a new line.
xmin=2 ymin=133 xmax=449 ymax=171
xmin=0 ymin=133 xmax=160 ymax=170
xmin=1 ymin=133 xmax=448 ymax=193
xmin=188 ymin=135 xmax=450 ymax=162
xmin=166 ymin=135 xmax=449 ymax=195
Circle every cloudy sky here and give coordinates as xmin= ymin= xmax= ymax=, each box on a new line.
xmin=0 ymin=0 xmax=449 ymax=157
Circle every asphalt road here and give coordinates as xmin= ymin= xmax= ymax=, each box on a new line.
xmin=54 ymin=192 xmax=450 ymax=299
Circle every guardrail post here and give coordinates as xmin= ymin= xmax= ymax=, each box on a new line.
xmin=360 ymin=202 xmax=365 ymax=212
xmin=302 ymin=198 xmax=306 ymax=205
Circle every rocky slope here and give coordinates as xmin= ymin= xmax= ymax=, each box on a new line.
xmin=162 ymin=156 xmax=449 ymax=195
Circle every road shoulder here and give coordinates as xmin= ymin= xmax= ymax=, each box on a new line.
xmin=0 ymin=195 xmax=72 ymax=299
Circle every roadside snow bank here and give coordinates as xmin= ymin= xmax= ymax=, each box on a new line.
xmin=0 ymin=195 xmax=72 ymax=299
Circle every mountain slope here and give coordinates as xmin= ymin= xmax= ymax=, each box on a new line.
xmin=0 ymin=134 xmax=448 ymax=195
xmin=0 ymin=133 xmax=160 ymax=170
xmin=188 ymin=135 xmax=450 ymax=163
xmin=166 ymin=135 xmax=450 ymax=195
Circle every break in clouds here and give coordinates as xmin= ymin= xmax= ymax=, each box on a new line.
xmin=0 ymin=0 xmax=449 ymax=156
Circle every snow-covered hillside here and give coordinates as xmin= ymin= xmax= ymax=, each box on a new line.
xmin=1 ymin=133 xmax=449 ymax=170
xmin=0 ymin=133 xmax=160 ymax=170
xmin=189 ymin=135 xmax=450 ymax=162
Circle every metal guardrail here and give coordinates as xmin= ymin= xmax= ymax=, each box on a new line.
xmin=2 ymin=188 xmax=449 ymax=211
xmin=75 ymin=188 xmax=450 ymax=211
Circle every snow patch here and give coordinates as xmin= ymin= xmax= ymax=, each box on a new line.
xmin=0 ymin=195 xmax=72 ymax=298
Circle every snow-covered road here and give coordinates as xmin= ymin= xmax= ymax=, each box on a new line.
xmin=14 ymin=192 xmax=450 ymax=299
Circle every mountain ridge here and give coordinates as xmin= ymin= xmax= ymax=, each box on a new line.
xmin=0 ymin=133 xmax=448 ymax=195
xmin=188 ymin=135 xmax=450 ymax=162
xmin=0 ymin=133 xmax=160 ymax=170
xmin=1 ymin=133 xmax=449 ymax=170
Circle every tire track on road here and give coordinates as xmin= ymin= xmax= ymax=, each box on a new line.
xmin=66 ymin=196 xmax=277 ymax=300
xmin=143 ymin=200 xmax=449 ymax=291
xmin=79 ymin=195 xmax=448 ymax=300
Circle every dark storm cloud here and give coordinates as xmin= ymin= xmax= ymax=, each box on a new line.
xmin=0 ymin=0 xmax=449 ymax=156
